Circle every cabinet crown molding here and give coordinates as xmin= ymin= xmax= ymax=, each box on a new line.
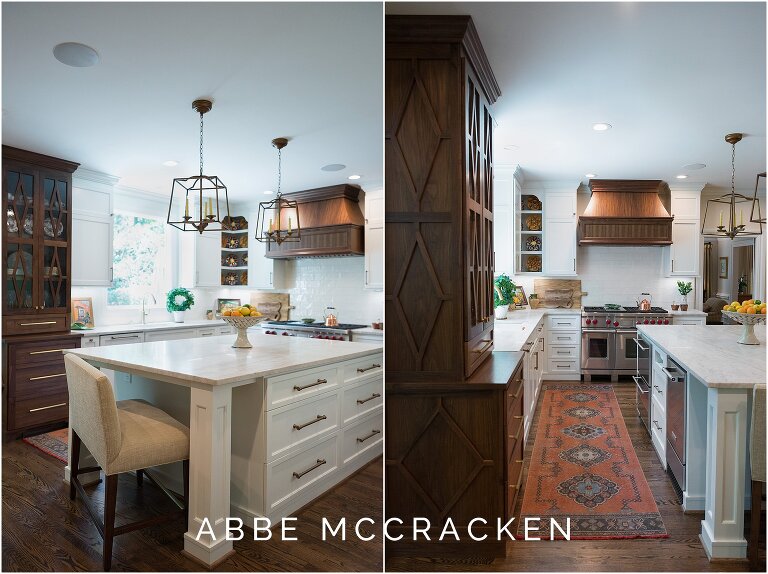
xmin=73 ymin=167 xmax=120 ymax=187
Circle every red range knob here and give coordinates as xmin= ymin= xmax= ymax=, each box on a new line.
xmin=644 ymin=319 xmax=649 ymax=324
xmin=282 ymin=331 xmax=289 ymax=336
xmin=613 ymin=321 xmax=619 ymax=327
xmin=336 ymin=336 xmax=343 ymax=341
xmin=606 ymin=319 xmax=611 ymax=325
xmin=637 ymin=320 xmax=642 ymax=325
xmin=650 ymin=319 xmax=656 ymax=325
xmin=663 ymin=319 xmax=669 ymax=325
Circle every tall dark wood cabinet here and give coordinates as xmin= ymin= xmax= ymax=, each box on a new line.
xmin=385 ymin=15 xmax=523 ymax=560
xmin=3 ymin=146 xmax=81 ymax=434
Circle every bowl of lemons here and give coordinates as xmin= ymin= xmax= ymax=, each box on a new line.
xmin=221 ymin=305 xmax=268 ymax=348
xmin=721 ymin=299 xmax=766 ymax=345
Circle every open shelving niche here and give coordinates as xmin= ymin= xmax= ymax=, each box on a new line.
xmin=220 ymin=215 xmax=249 ymax=286
xmin=516 ymin=194 xmax=544 ymax=274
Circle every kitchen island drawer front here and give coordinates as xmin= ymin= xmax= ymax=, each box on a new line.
xmin=547 ymin=315 xmax=581 ymax=331
xmin=266 ymin=435 xmax=339 ymax=512
xmin=80 ymin=336 xmax=99 ymax=348
xmin=547 ymin=358 xmax=579 ymax=374
xmin=548 ymin=345 xmax=579 ymax=359
xmin=12 ymin=337 xmax=80 ymax=366
xmin=267 ymin=392 xmax=340 ymax=461
xmin=266 ymin=366 xmax=340 ymax=410
xmin=548 ymin=331 xmax=580 ymax=345
xmin=341 ymin=354 xmax=383 ymax=385
xmin=216 ymin=326 xmax=234 ymax=335
xmin=13 ymin=364 xmax=68 ymax=399
xmin=341 ymin=378 xmax=383 ymax=424
xmin=99 ymin=332 xmax=146 ymax=346
xmin=341 ymin=410 xmax=383 ymax=465
xmin=10 ymin=392 xmax=68 ymax=431
xmin=144 ymin=328 xmax=197 ymax=342
xmin=4 ymin=315 xmax=69 ymax=336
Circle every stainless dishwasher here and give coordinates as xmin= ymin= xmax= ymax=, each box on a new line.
xmin=664 ymin=358 xmax=687 ymax=492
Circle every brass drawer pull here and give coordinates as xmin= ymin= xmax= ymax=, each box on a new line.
xmin=356 ymin=429 xmax=381 ymax=443
xmin=293 ymin=378 xmax=328 ymax=392
xmin=472 ymin=339 xmax=493 ymax=354
xmin=28 ymin=349 xmax=65 ymax=355
xmin=29 ymin=402 xmax=67 ymax=413
xmin=512 ymin=415 xmax=523 ymax=420
xmin=356 ymin=393 xmax=381 ymax=405
xmin=19 ymin=321 xmax=57 ymax=326
xmin=293 ymin=414 xmax=327 ymax=431
xmin=508 ymin=385 xmax=523 ymax=401
xmin=293 ymin=458 xmax=327 ymax=479
xmin=29 ymin=373 xmax=66 ymax=381
xmin=515 ymin=459 xmax=524 ymax=464
xmin=356 ymin=364 xmax=381 ymax=373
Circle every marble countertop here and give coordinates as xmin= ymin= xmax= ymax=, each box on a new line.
xmin=66 ymin=335 xmax=382 ymax=387
xmin=667 ymin=309 xmax=707 ymax=316
xmin=352 ymin=327 xmax=383 ymax=336
xmin=638 ymin=324 xmax=766 ymax=388
xmin=71 ymin=319 xmax=229 ymax=337
xmin=494 ymin=308 xmax=579 ymax=352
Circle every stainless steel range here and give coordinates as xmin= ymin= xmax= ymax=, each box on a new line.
xmin=581 ymin=305 xmax=671 ymax=381
xmin=261 ymin=321 xmax=367 ymax=341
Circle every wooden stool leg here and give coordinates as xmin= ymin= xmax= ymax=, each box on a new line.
xmin=749 ymin=480 xmax=763 ymax=568
xmin=69 ymin=431 xmax=81 ymax=501
xmin=103 ymin=474 xmax=118 ymax=571
xmin=136 ymin=469 xmax=144 ymax=487
xmin=182 ymin=459 xmax=190 ymax=530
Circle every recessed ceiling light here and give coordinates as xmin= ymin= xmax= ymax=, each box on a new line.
xmin=348 ymin=175 xmax=361 ymax=180
xmin=676 ymin=174 xmax=688 ymax=179
xmin=321 ymin=164 xmax=346 ymax=172
xmin=53 ymin=42 xmax=100 ymax=67
xmin=162 ymin=160 xmax=178 ymax=167
xmin=585 ymin=173 xmax=597 ymax=178
xmin=263 ymin=190 xmax=274 ymax=195
xmin=683 ymin=163 xmax=706 ymax=170
xmin=592 ymin=122 xmax=612 ymax=132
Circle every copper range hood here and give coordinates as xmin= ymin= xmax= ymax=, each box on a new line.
xmin=578 ymin=179 xmax=673 ymax=245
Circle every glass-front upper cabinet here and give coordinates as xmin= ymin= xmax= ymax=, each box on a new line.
xmin=5 ymin=164 xmax=37 ymax=311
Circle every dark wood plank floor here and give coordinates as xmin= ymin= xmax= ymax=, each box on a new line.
xmin=386 ymin=381 xmax=766 ymax=572
xmin=2 ymin=441 xmax=383 ymax=572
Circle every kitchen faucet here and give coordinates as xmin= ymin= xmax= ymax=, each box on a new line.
xmin=141 ymin=294 xmax=157 ymax=324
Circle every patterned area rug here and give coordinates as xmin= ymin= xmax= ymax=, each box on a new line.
xmin=518 ymin=384 xmax=668 ymax=539
xmin=22 ymin=428 xmax=68 ymax=463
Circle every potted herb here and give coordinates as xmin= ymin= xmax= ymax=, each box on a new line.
xmin=167 ymin=287 xmax=195 ymax=322
xmin=529 ymin=293 xmax=540 ymax=309
xmin=676 ymin=281 xmax=693 ymax=311
xmin=493 ymin=274 xmax=516 ymax=319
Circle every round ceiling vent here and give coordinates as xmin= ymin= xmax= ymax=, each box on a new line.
xmin=53 ymin=42 xmax=100 ymax=67
xmin=321 ymin=164 xmax=346 ymax=172
xmin=682 ymin=163 xmax=706 ymax=170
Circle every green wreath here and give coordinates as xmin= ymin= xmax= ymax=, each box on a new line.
xmin=166 ymin=287 xmax=195 ymax=312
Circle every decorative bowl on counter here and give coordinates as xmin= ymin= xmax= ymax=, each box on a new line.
xmin=220 ymin=315 xmax=269 ymax=348
xmin=721 ymin=310 xmax=766 ymax=345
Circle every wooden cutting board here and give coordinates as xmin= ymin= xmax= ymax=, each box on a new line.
xmin=533 ymin=279 xmax=584 ymax=309
xmin=249 ymin=292 xmax=292 ymax=321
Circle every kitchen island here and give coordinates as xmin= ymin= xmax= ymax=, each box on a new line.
xmin=637 ymin=324 xmax=766 ymax=560
xmin=66 ymin=335 xmax=383 ymax=567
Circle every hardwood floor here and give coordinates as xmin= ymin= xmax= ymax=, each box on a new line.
xmin=386 ymin=380 xmax=766 ymax=572
xmin=2 ymin=441 xmax=383 ymax=572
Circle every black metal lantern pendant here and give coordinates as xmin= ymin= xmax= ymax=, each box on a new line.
xmin=167 ymin=99 xmax=231 ymax=233
xmin=255 ymin=138 xmax=301 ymax=245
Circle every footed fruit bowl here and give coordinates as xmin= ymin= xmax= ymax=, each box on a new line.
xmin=221 ymin=315 xmax=269 ymax=348
xmin=721 ymin=311 xmax=766 ymax=345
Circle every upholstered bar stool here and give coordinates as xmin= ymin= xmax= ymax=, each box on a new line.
xmin=64 ymin=354 xmax=190 ymax=571
xmin=749 ymin=384 xmax=766 ymax=568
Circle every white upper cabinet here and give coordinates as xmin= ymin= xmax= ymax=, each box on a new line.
xmin=545 ymin=191 xmax=577 ymax=220
xmin=180 ymin=230 xmax=221 ymax=288
xmin=72 ymin=169 xmax=118 ymax=286
xmin=493 ymin=167 xmax=516 ymax=276
xmin=665 ymin=185 xmax=704 ymax=277
xmin=247 ymin=209 xmax=284 ymax=290
xmin=542 ymin=187 xmax=578 ymax=277
xmin=364 ymin=190 xmax=383 ymax=290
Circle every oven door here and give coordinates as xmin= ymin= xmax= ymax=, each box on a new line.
xmin=581 ymin=330 xmax=615 ymax=370
xmin=615 ymin=330 xmax=642 ymax=371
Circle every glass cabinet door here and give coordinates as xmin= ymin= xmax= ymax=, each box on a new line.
xmin=5 ymin=168 xmax=37 ymax=311
xmin=41 ymin=173 xmax=69 ymax=311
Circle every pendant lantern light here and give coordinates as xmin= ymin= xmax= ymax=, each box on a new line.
xmin=750 ymin=172 xmax=765 ymax=225
xmin=167 ymin=99 xmax=231 ymax=233
xmin=255 ymin=138 xmax=301 ymax=245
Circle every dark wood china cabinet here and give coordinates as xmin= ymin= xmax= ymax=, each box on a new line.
xmin=3 ymin=146 xmax=81 ymax=434
xmin=385 ymin=15 xmax=524 ymax=560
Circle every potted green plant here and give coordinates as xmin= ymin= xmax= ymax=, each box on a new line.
xmin=167 ymin=287 xmax=195 ymax=322
xmin=676 ymin=281 xmax=693 ymax=311
xmin=493 ymin=274 xmax=516 ymax=319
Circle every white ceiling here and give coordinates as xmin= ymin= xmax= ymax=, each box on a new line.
xmin=2 ymin=2 xmax=383 ymax=202
xmin=387 ymin=2 xmax=766 ymax=194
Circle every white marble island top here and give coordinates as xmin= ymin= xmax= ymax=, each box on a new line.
xmin=66 ymin=335 xmax=382 ymax=387
xmin=638 ymin=324 xmax=766 ymax=388
xmin=71 ymin=319 xmax=229 ymax=336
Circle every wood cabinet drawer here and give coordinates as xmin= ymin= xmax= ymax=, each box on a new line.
xmin=99 ymin=332 xmax=145 ymax=346
xmin=10 ymin=392 xmax=68 ymax=431
xmin=506 ymin=447 xmax=525 ymax=519
xmin=266 ymin=366 xmax=339 ymax=410
xmin=340 ymin=409 xmax=383 ymax=465
xmin=12 ymin=364 xmax=68 ymax=399
xmin=11 ymin=337 xmax=80 ymax=366
xmin=4 ymin=314 xmax=69 ymax=336
xmin=506 ymin=411 xmax=524 ymax=463
xmin=465 ymin=327 xmax=494 ymax=377
xmin=340 ymin=355 xmax=382 ymax=385
xmin=267 ymin=392 xmax=340 ymax=461
xmin=548 ymin=345 xmax=579 ymax=359
xmin=548 ymin=331 xmax=579 ymax=345
xmin=506 ymin=378 xmax=524 ymax=417
xmin=546 ymin=358 xmax=579 ymax=374
xmin=547 ymin=315 xmax=581 ymax=331
xmin=80 ymin=336 xmax=99 ymax=348
xmin=265 ymin=434 xmax=339 ymax=512
xmin=341 ymin=378 xmax=383 ymax=425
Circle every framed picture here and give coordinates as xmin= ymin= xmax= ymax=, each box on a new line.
xmin=71 ymin=297 xmax=95 ymax=328
xmin=216 ymin=298 xmax=241 ymax=314
xmin=719 ymin=257 xmax=729 ymax=279
xmin=513 ymin=285 xmax=528 ymax=307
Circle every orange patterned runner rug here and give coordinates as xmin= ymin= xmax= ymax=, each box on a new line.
xmin=518 ymin=384 xmax=668 ymax=539
xmin=22 ymin=428 xmax=68 ymax=463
